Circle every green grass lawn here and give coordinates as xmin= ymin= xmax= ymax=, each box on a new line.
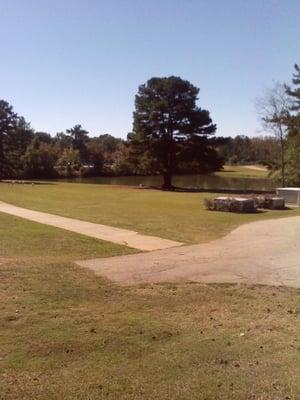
xmin=0 ymin=181 xmax=299 ymax=244
xmin=215 ymin=165 xmax=269 ymax=178
xmin=0 ymin=212 xmax=136 ymax=265
xmin=0 ymin=212 xmax=299 ymax=399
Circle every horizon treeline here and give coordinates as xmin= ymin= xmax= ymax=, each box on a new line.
xmin=0 ymin=100 xmax=282 ymax=180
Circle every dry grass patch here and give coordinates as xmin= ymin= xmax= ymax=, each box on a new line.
xmin=0 ymin=213 xmax=299 ymax=399
xmin=1 ymin=263 xmax=299 ymax=400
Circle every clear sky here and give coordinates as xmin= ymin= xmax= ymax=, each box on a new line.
xmin=1 ymin=0 xmax=299 ymax=138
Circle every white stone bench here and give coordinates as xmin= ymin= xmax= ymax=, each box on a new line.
xmin=276 ymin=188 xmax=300 ymax=206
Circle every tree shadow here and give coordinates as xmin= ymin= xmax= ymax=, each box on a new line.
xmin=141 ymin=185 xmax=274 ymax=195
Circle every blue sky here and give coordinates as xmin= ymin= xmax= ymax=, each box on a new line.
xmin=1 ymin=0 xmax=299 ymax=138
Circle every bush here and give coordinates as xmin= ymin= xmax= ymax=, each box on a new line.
xmin=204 ymin=198 xmax=215 ymax=210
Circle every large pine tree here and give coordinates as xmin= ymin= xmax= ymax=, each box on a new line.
xmin=129 ymin=76 xmax=218 ymax=189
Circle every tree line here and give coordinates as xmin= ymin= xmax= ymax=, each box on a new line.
xmin=0 ymin=107 xmax=125 ymax=179
xmin=0 ymin=68 xmax=299 ymax=188
xmin=217 ymin=135 xmax=282 ymax=167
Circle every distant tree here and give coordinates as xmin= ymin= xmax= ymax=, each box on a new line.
xmin=35 ymin=131 xmax=53 ymax=144
xmin=256 ymin=83 xmax=291 ymax=186
xmin=217 ymin=135 xmax=253 ymax=165
xmin=129 ymin=76 xmax=217 ymax=189
xmin=6 ymin=117 xmax=34 ymax=177
xmin=0 ymin=100 xmax=33 ymax=178
xmin=97 ymin=134 xmax=122 ymax=153
xmin=94 ymin=134 xmax=124 ymax=168
xmin=67 ymin=124 xmax=89 ymax=163
xmin=216 ymin=134 xmax=281 ymax=169
xmin=111 ymin=143 xmax=138 ymax=175
xmin=22 ymin=137 xmax=58 ymax=178
xmin=0 ymin=101 xmax=16 ymax=175
xmin=86 ymin=139 xmax=104 ymax=175
xmin=250 ymin=136 xmax=281 ymax=167
xmin=55 ymin=147 xmax=81 ymax=177
xmin=54 ymin=132 xmax=73 ymax=151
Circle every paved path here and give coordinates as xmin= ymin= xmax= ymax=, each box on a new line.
xmin=77 ymin=216 xmax=300 ymax=288
xmin=1 ymin=200 xmax=299 ymax=288
xmin=0 ymin=201 xmax=182 ymax=251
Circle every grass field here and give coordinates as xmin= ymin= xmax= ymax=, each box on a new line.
xmin=0 ymin=211 xmax=299 ymax=400
xmin=215 ymin=165 xmax=269 ymax=178
xmin=0 ymin=181 xmax=299 ymax=244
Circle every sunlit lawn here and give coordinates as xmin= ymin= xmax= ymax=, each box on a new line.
xmin=0 ymin=181 xmax=299 ymax=244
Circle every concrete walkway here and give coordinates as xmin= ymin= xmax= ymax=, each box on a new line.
xmin=1 ymin=200 xmax=299 ymax=288
xmin=77 ymin=216 xmax=300 ymax=288
xmin=0 ymin=201 xmax=182 ymax=251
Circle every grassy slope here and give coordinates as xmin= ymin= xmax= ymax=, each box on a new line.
xmin=0 ymin=212 xmax=299 ymax=400
xmin=215 ymin=165 xmax=269 ymax=178
xmin=0 ymin=182 xmax=299 ymax=243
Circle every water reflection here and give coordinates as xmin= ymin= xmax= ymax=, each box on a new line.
xmin=65 ymin=174 xmax=274 ymax=191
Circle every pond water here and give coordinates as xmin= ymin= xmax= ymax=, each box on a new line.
xmin=66 ymin=174 xmax=275 ymax=192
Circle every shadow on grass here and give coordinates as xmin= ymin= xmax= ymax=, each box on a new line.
xmin=140 ymin=185 xmax=275 ymax=195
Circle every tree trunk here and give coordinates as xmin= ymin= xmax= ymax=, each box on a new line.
xmin=162 ymin=172 xmax=172 ymax=190
xmin=281 ymin=152 xmax=285 ymax=187
xmin=162 ymin=130 xmax=174 ymax=190
xmin=280 ymin=134 xmax=285 ymax=187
